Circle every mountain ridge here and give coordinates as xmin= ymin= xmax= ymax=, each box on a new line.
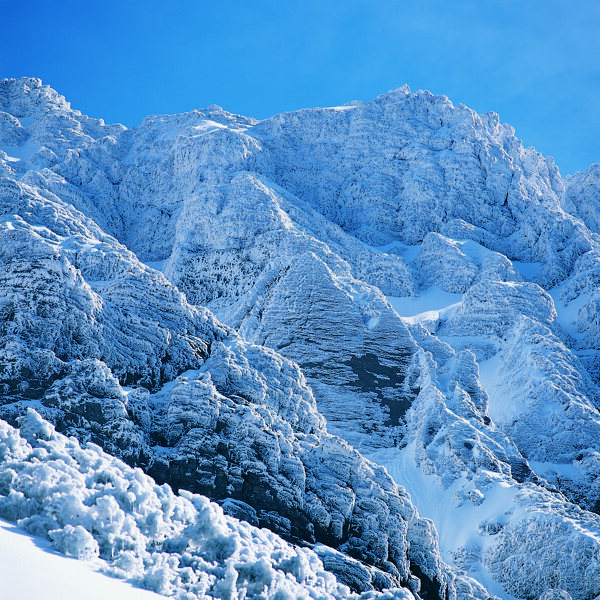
xmin=2 ymin=76 xmax=600 ymax=600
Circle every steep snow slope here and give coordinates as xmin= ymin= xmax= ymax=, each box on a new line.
xmin=3 ymin=76 xmax=600 ymax=600
xmin=0 ymin=519 xmax=164 ymax=600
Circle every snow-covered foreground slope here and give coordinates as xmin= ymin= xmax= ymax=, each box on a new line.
xmin=0 ymin=409 xmax=416 ymax=600
xmin=2 ymin=76 xmax=600 ymax=600
xmin=0 ymin=519 xmax=164 ymax=600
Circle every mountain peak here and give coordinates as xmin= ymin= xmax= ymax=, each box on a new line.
xmin=0 ymin=76 xmax=73 ymax=118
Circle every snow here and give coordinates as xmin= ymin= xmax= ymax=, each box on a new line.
xmin=4 ymin=75 xmax=600 ymax=600
xmin=0 ymin=141 xmax=42 ymax=162
xmin=477 ymin=352 xmax=512 ymax=424
xmin=327 ymin=105 xmax=358 ymax=112
xmin=367 ymin=444 xmax=520 ymax=600
xmin=387 ymin=286 xmax=462 ymax=324
xmin=512 ymin=260 xmax=543 ymax=279
xmin=0 ymin=519 xmax=163 ymax=600
xmin=528 ymin=460 xmax=583 ymax=482
xmin=144 ymin=259 xmax=166 ymax=271
xmin=459 ymin=240 xmax=495 ymax=263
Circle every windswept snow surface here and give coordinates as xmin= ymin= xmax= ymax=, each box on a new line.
xmin=367 ymin=445 xmax=520 ymax=600
xmin=388 ymin=286 xmax=462 ymax=325
xmin=0 ymin=519 xmax=164 ymax=600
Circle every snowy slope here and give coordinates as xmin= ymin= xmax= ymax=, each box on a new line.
xmin=0 ymin=520 xmax=163 ymax=600
xmin=0 ymin=409 xmax=416 ymax=600
xmin=2 ymin=76 xmax=600 ymax=600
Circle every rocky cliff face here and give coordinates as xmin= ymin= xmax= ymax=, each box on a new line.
xmin=2 ymin=76 xmax=600 ymax=600
xmin=0 ymin=167 xmax=463 ymax=598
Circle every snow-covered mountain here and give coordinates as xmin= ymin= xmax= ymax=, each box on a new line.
xmin=2 ymin=76 xmax=600 ymax=600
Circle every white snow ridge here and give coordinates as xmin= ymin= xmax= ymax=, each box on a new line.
xmin=2 ymin=76 xmax=600 ymax=600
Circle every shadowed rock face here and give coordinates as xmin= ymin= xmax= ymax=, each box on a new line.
xmin=344 ymin=352 xmax=417 ymax=426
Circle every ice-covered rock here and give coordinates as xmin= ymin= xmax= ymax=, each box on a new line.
xmin=0 ymin=77 xmax=124 ymax=172
xmin=0 ymin=158 xmax=466 ymax=598
xmin=4 ymin=75 xmax=600 ymax=600
xmin=162 ymin=171 xmax=414 ymax=312
xmin=444 ymin=279 xmax=556 ymax=339
xmin=250 ymin=88 xmax=593 ymax=286
xmin=414 ymin=233 xmax=479 ymax=293
xmin=484 ymin=487 xmax=600 ymax=600
xmin=562 ymin=164 xmax=600 ymax=234
xmin=228 ymin=250 xmax=421 ymax=450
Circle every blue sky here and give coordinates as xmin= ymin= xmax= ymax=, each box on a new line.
xmin=1 ymin=0 xmax=598 ymax=174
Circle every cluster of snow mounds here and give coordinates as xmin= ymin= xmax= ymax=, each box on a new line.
xmin=4 ymin=76 xmax=600 ymax=600
xmin=0 ymin=409 xmax=417 ymax=600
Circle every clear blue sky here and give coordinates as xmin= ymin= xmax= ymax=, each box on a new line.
xmin=1 ymin=0 xmax=598 ymax=174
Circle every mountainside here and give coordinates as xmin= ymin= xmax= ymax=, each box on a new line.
xmin=2 ymin=76 xmax=600 ymax=600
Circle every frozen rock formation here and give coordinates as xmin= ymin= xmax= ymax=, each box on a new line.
xmin=562 ymin=164 xmax=600 ymax=234
xmin=0 ymin=409 xmax=418 ymax=600
xmin=2 ymin=76 xmax=600 ymax=600
xmin=0 ymin=170 xmax=469 ymax=599
xmin=0 ymin=115 xmax=506 ymax=600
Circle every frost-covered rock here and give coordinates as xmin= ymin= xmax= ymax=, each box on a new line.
xmin=0 ymin=409 xmax=397 ymax=599
xmin=0 ymin=151 xmax=463 ymax=598
xmin=4 ymin=75 xmax=600 ymax=600
xmin=162 ymin=172 xmax=414 ymax=311
xmin=250 ymin=88 xmax=594 ymax=285
xmin=444 ymin=279 xmax=556 ymax=339
xmin=562 ymin=164 xmax=600 ymax=234
xmin=228 ymin=250 xmax=421 ymax=450
xmin=484 ymin=487 xmax=600 ymax=600
xmin=477 ymin=315 xmax=600 ymax=512
xmin=0 ymin=77 xmax=124 ymax=171
xmin=414 ymin=233 xmax=479 ymax=293
xmin=557 ymin=251 xmax=600 ymax=359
